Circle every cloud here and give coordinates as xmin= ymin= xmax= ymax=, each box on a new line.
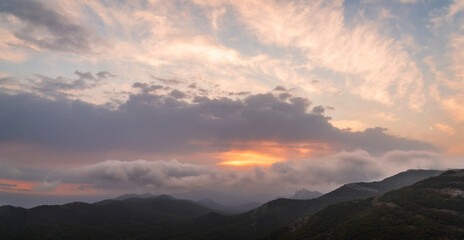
xmin=0 ymin=28 xmax=27 ymax=62
xmin=274 ymin=86 xmax=287 ymax=91
xmin=132 ymin=82 xmax=163 ymax=94
xmin=228 ymin=91 xmax=250 ymax=96
xmin=1 ymin=148 xmax=456 ymax=197
xmin=96 ymin=71 xmax=116 ymax=79
xmin=32 ymin=149 xmax=454 ymax=194
xmin=0 ymin=0 xmax=101 ymax=53
xmin=27 ymin=71 xmax=110 ymax=100
xmin=200 ymin=0 xmax=425 ymax=110
xmin=32 ymin=181 xmax=60 ymax=192
xmin=277 ymin=150 xmax=452 ymax=189
xmin=442 ymin=95 xmax=464 ymax=123
xmin=152 ymin=76 xmax=184 ymax=85
xmin=74 ymin=71 xmax=96 ymax=81
xmin=169 ymin=89 xmax=186 ymax=99
xmin=71 ymin=159 xmax=216 ymax=190
xmin=434 ymin=123 xmax=456 ymax=135
xmin=0 ymin=89 xmax=433 ymax=159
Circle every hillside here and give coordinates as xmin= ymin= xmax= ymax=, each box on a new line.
xmin=270 ymin=170 xmax=464 ymax=240
xmin=291 ymin=189 xmax=323 ymax=200
xmin=161 ymin=169 xmax=444 ymax=239
xmin=0 ymin=194 xmax=214 ymax=240
xmin=0 ymin=169 xmax=446 ymax=240
xmin=318 ymin=169 xmax=443 ymax=202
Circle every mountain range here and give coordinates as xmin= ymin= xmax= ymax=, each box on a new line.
xmin=268 ymin=169 xmax=464 ymax=239
xmin=0 ymin=169 xmax=459 ymax=240
xmin=290 ymin=189 xmax=323 ymax=200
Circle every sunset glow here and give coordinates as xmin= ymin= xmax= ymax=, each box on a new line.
xmin=0 ymin=0 xmax=463 ymax=207
xmin=218 ymin=151 xmax=283 ymax=167
xmin=0 ymin=178 xmax=102 ymax=195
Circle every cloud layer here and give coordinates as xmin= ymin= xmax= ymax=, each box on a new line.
xmin=0 ymin=0 xmax=101 ymax=53
xmin=0 ymin=87 xmax=433 ymax=160
xmin=3 ymin=150 xmax=454 ymax=196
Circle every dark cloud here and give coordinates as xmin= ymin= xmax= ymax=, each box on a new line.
xmin=228 ymin=91 xmax=250 ymax=96
xmin=30 ymin=72 xmax=103 ymax=98
xmin=74 ymin=71 xmax=95 ymax=81
xmin=0 ymin=0 xmax=99 ymax=53
xmin=278 ymin=92 xmax=292 ymax=100
xmin=274 ymin=86 xmax=287 ymax=91
xmin=151 ymin=76 xmax=183 ymax=85
xmin=198 ymin=88 xmax=208 ymax=95
xmin=0 ymin=90 xmax=433 ymax=155
xmin=311 ymin=105 xmax=325 ymax=114
xmin=32 ymin=75 xmax=88 ymax=95
xmin=96 ymin=71 xmax=116 ymax=79
xmin=132 ymin=82 xmax=163 ymax=94
xmin=169 ymin=89 xmax=186 ymax=99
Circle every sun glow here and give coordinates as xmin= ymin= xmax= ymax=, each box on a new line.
xmin=0 ymin=178 xmax=102 ymax=195
xmin=217 ymin=150 xmax=283 ymax=167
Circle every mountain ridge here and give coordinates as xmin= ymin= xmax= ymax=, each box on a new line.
xmin=269 ymin=169 xmax=464 ymax=240
xmin=0 ymin=169 xmax=448 ymax=240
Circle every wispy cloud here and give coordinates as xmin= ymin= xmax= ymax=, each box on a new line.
xmin=0 ymin=0 xmax=103 ymax=53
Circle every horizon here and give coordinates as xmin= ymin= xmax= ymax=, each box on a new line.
xmin=1 ymin=0 xmax=464 ymax=207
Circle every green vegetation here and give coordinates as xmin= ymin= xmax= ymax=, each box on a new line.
xmin=269 ymin=170 xmax=464 ymax=240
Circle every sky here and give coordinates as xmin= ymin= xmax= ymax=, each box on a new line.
xmin=0 ymin=0 xmax=463 ymax=207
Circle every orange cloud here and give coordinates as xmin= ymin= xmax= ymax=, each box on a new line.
xmin=0 ymin=178 xmax=104 ymax=195
xmin=216 ymin=140 xmax=332 ymax=167
xmin=217 ymin=150 xmax=283 ymax=167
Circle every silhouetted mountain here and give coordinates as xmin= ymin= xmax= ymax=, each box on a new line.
xmin=269 ymin=169 xmax=464 ymax=240
xmin=197 ymin=199 xmax=232 ymax=213
xmin=319 ymin=169 xmax=443 ymax=202
xmin=0 ymin=194 xmax=214 ymax=240
xmin=162 ymin=169 xmax=445 ymax=239
xmin=197 ymin=199 xmax=262 ymax=214
xmin=291 ymin=189 xmax=322 ymax=199
xmin=233 ymin=201 xmax=262 ymax=213
xmin=114 ymin=192 xmax=157 ymax=200
xmin=0 ymin=169 xmax=447 ymax=240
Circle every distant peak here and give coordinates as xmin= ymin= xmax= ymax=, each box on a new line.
xmin=156 ymin=194 xmax=175 ymax=200
xmin=292 ymin=188 xmax=322 ymax=200
xmin=115 ymin=193 xmax=157 ymax=200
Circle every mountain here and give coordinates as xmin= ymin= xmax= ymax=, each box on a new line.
xmin=270 ymin=169 xmax=464 ymax=240
xmin=114 ymin=192 xmax=157 ymax=200
xmin=291 ymin=189 xmax=323 ymax=199
xmin=162 ymin=169 xmax=444 ymax=239
xmin=197 ymin=199 xmax=262 ymax=214
xmin=318 ymin=169 xmax=444 ymax=202
xmin=0 ymin=194 xmax=214 ymax=240
xmin=0 ymin=169 xmax=446 ymax=240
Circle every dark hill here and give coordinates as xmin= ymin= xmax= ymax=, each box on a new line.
xmin=161 ymin=169 xmax=444 ymax=239
xmin=0 ymin=194 xmax=214 ymax=240
xmin=0 ymin=169 xmax=446 ymax=240
xmin=291 ymin=189 xmax=323 ymax=199
xmin=319 ymin=169 xmax=443 ymax=202
xmin=270 ymin=169 xmax=464 ymax=240
xmin=114 ymin=192 xmax=157 ymax=200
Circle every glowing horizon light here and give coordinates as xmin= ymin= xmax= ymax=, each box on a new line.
xmin=217 ymin=150 xmax=283 ymax=167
